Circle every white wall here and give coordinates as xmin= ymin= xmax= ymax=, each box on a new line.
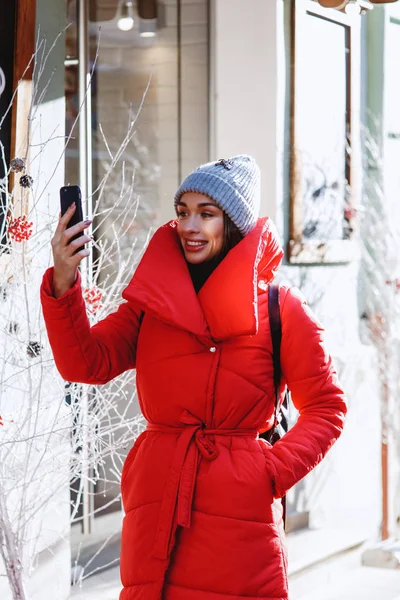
xmin=211 ymin=0 xmax=282 ymax=221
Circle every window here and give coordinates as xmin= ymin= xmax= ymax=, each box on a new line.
xmin=288 ymin=0 xmax=361 ymax=264
xmin=64 ymin=0 xmax=210 ymax=524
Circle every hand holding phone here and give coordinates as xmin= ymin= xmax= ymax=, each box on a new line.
xmin=50 ymin=186 xmax=92 ymax=298
xmin=60 ymin=185 xmax=85 ymax=252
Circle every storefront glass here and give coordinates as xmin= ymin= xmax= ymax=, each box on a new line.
xmin=66 ymin=0 xmax=209 ymax=264
xmin=65 ymin=0 xmax=209 ymax=520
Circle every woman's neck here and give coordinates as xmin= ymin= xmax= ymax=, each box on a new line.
xmin=186 ymin=252 xmax=227 ymax=293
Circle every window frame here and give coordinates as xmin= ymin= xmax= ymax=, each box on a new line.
xmin=288 ymin=0 xmax=361 ymax=264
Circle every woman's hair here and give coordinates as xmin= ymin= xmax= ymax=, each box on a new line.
xmin=222 ymin=213 xmax=244 ymax=255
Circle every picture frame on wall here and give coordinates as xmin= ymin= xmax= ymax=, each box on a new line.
xmin=288 ymin=0 xmax=361 ymax=264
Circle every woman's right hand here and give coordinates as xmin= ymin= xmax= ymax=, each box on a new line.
xmin=51 ymin=203 xmax=92 ymax=298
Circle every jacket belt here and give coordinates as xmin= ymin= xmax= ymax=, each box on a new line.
xmin=146 ymin=412 xmax=258 ymax=560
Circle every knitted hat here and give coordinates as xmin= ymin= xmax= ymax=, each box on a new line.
xmin=174 ymin=155 xmax=261 ymax=236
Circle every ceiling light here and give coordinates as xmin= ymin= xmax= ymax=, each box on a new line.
xmin=139 ymin=18 xmax=157 ymax=37
xmin=117 ymin=1 xmax=134 ymax=31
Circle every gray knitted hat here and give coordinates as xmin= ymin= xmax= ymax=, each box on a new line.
xmin=174 ymin=155 xmax=260 ymax=236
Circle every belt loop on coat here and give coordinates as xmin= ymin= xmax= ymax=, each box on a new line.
xmin=146 ymin=413 xmax=258 ymax=561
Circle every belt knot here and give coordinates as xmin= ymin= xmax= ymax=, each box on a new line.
xmin=195 ymin=429 xmax=219 ymax=460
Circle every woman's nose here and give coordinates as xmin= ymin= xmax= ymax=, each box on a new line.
xmin=183 ymin=215 xmax=200 ymax=233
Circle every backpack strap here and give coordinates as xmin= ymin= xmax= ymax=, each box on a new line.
xmin=267 ymin=283 xmax=289 ymax=444
xmin=267 ymin=283 xmax=289 ymax=527
xmin=268 ymin=284 xmax=282 ymax=394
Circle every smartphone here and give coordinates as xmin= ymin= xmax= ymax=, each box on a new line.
xmin=60 ymin=185 xmax=85 ymax=253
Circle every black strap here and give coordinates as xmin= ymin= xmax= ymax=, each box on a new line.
xmin=267 ymin=283 xmax=288 ymax=527
xmin=268 ymin=284 xmax=282 ymax=393
xmin=267 ymin=284 xmax=289 ymax=443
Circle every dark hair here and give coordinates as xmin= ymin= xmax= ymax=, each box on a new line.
xmin=222 ymin=213 xmax=244 ymax=254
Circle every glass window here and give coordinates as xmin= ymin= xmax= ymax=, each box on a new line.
xmin=65 ymin=0 xmax=209 ymax=264
xmin=64 ymin=0 xmax=209 ymax=521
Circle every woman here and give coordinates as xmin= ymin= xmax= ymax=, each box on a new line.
xmin=41 ymin=155 xmax=346 ymax=600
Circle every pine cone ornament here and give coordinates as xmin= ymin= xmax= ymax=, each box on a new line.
xmin=27 ymin=341 xmax=42 ymax=358
xmin=10 ymin=157 xmax=25 ymax=173
xmin=19 ymin=174 xmax=34 ymax=188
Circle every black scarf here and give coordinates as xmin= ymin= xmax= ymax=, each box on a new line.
xmin=186 ymin=252 xmax=227 ymax=294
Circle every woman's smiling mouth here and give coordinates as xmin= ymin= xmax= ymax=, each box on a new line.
xmin=184 ymin=239 xmax=208 ymax=252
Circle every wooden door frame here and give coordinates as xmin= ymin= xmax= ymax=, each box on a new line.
xmin=11 ymin=0 xmax=37 ymax=163
xmin=0 ymin=0 xmax=36 ymax=253
xmin=10 ymin=0 xmax=37 ymax=216
xmin=288 ymin=0 xmax=361 ymax=264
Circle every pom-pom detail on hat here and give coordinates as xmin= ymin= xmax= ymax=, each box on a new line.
xmin=215 ymin=158 xmax=233 ymax=170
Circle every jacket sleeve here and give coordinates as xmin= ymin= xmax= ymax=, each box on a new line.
xmin=40 ymin=267 xmax=142 ymax=384
xmin=263 ymin=286 xmax=347 ymax=499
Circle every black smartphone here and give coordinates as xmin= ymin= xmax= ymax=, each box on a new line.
xmin=60 ymin=185 xmax=85 ymax=253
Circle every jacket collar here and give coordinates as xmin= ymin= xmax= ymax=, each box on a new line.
xmin=122 ymin=217 xmax=283 ymax=341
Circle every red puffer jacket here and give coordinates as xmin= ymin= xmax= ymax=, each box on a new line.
xmin=41 ymin=217 xmax=346 ymax=600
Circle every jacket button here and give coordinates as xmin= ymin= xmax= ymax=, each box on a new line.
xmin=209 ymin=346 xmax=217 ymax=353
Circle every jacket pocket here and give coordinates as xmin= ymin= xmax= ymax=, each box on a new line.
xmin=258 ymin=437 xmax=277 ymax=499
xmin=121 ymin=431 xmax=146 ymax=490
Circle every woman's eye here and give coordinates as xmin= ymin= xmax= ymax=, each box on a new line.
xmin=177 ymin=211 xmax=187 ymax=218
xmin=202 ymin=212 xmax=213 ymax=218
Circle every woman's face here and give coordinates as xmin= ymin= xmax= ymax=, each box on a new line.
xmin=176 ymin=192 xmax=224 ymax=264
